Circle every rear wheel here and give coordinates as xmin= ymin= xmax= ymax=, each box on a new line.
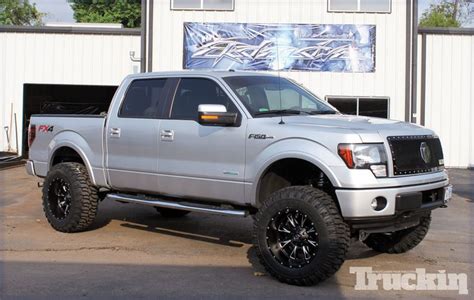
xmin=253 ymin=186 xmax=350 ymax=286
xmin=42 ymin=162 xmax=98 ymax=232
xmin=155 ymin=207 xmax=190 ymax=218
xmin=363 ymin=214 xmax=431 ymax=253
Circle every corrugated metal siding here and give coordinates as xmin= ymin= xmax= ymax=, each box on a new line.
xmin=0 ymin=32 xmax=140 ymax=153
xmin=151 ymin=0 xmax=409 ymax=120
xmin=421 ymin=33 xmax=474 ymax=168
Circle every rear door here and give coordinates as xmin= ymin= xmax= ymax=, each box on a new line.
xmin=106 ymin=78 xmax=171 ymax=193
xmin=157 ymin=77 xmax=247 ymax=204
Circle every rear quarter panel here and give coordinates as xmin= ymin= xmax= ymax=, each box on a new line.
xmin=29 ymin=116 xmax=107 ymax=186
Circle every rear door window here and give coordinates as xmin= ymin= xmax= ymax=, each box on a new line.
xmin=120 ymin=79 xmax=167 ymax=118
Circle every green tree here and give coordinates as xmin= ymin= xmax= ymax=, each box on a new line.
xmin=419 ymin=0 xmax=474 ymax=27
xmin=0 ymin=0 xmax=43 ymax=26
xmin=68 ymin=0 xmax=141 ymax=28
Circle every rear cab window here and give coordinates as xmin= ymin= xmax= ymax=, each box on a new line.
xmin=120 ymin=79 xmax=167 ymax=118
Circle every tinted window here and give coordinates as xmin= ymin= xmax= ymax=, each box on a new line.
xmin=328 ymin=0 xmax=391 ymax=13
xmin=327 ymin=97 xmax=389 ymax=118
xmin=359 ymin=98 xmax=389 ymax=118
xmin=170 ymin=78 xmax=238 ymax=121
xmin=120 ymin=79 xmax=167 ymax=118
xmin=172 ymin=0 xmax=233 ymax=10
xmin=172 ymin=0 xmax=201 ymax=9
xmin=329 ymin=0 xmax=358 ymax=11
xmin=202 ymin=0 xmax=233 ymax=10
xmin=360 ymin=0 xmax=391 ymax=12
xmin=328 ymin=98 xmax=357 ymax=115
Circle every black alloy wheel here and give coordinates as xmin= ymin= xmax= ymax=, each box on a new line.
xmin=47 ymin=177 xmax=72 ymax=220
xmin=266 ymin=208 xmax=320 ymax=268
xmin=42 ymin=162 xmax=99 ymax=233
xmin=253 ymin=186 xmax=350 ymax=285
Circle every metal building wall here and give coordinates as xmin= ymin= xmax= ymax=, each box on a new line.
xmin=150 ymin=0 xmax=410 ymax=120
xmin=0 ymin=27 xmax=141 ymax=154
xmin=418 ymin=29 xmax=474 ymax=168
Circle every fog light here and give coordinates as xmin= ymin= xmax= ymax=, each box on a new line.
xmin=370 ymin=165 xmax=387 ymax=177
xmin=371 ymin=197 xmax=387 ymax=211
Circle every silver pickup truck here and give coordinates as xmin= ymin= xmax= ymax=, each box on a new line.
xmin=26 ymin=71 xmax=452 ymax=285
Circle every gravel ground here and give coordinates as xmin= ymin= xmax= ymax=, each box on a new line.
xmin=0 ymin=166 xmax=472 ymax=299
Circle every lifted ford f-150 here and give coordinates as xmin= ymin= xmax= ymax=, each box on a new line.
xmin=26 ymin=71 xmax=452 ymax=285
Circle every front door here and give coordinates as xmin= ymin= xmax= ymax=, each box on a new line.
xmin=157 ymin=77 xmax=247 ymax=204
xmin=106 ymin=78 xmax=168 ymax=193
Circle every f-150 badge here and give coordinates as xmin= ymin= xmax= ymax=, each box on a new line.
xmin=248 ymin=134 xmax=274 ymax=140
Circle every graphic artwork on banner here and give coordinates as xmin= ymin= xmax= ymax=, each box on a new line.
xmin=183 ymin=22 xmax=376 ymax=72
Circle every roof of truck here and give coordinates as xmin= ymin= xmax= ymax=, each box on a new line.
xmin=127 ymin=70 xmax=279 ymax=80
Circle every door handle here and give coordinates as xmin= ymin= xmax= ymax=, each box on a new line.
xmin=160 ymin=129 xmax=174 ymax=141
xmin=110 ymin=128 xmax=121 ymax=138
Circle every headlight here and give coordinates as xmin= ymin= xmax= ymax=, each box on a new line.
xmin=338 ymin=144 xmax=388 ymax=177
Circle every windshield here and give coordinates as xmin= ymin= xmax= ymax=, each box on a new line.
xmin=223 ymin=76 xmax=337 ymax=117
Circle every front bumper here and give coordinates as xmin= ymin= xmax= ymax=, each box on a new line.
xmin=336 ymin=179 xmax=450 ymax=219
xmin=25 ymin=160 xmax=36 ymax=176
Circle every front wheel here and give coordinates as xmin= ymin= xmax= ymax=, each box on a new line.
xmin=253 ymin=186 xmax=350 ymax=286
xmin=363 ymin=214 xmax=431 ymax=253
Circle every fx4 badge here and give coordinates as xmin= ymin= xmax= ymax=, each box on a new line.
xmin=248 ymin=134 xmax=274 ymax=140
xmin=38 ymin=125 xmax=54 ymax=133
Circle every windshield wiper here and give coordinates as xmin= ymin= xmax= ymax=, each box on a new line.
xmin=254 ymin=109 xmax=306 ymax=116
xmin=308 ymin=110 xmax=338 ymax=115
xmin=254 ymin=109 xmax=337 ymax=117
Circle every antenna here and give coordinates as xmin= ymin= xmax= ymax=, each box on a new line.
xmin=275 ymin=36 xmax=284 ymax=125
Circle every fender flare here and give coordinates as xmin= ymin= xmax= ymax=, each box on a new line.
xmin=47 ymin=132 xmax=97 ymax=185
xmin=246 ymin=138 xmax=344 ymax=206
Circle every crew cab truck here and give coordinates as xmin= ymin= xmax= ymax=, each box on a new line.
xmin=26 ymin=71 xmax=452 ymax=285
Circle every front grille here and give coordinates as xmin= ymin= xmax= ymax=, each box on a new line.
xmin=387 ymin=135 xmax=444 ymax=176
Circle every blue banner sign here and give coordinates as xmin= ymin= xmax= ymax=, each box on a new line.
xmin=183 ymin=22 xmax=376 ymax=72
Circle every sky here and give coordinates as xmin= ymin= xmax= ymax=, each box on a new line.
xmin=31 ymin=0 xmax=465 ymax=26
xmin=33 ymin=0 xmax=74 ymax=23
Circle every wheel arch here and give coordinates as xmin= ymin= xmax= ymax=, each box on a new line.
xmin=49 ymin=142 xmax=96 ymax=185
xmin=252 ymin=154 xmax=341 ymax=208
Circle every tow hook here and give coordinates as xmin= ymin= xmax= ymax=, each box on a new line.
xmin=359 ymin=230 xmax=370 ymax=242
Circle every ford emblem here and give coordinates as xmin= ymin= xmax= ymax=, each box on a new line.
xmin=420 ymin=142 xmax=431 ymax=164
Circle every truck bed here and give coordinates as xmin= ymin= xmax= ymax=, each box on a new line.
xmin=28 ymin=114 xmax=107 ymax=184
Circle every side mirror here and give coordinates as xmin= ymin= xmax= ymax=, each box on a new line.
xmin=198 ymin=104 xmax=238 ymax=126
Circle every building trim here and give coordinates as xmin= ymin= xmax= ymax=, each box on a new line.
xmin=404 ymin=0 xmax=413 ymax=122
xmin=410 ymin=0 xmax=418 ymax=123
xmin=147 ymin=0 xmax=154 ymax=72
xmin=419 ymin=33 xmax=427 ymax=126
xmin=418 ymin=27 xmax=474 ymax=35
xmin=0 ymin=25 xmax=140 ymax=36
xmin=141 ymin=0 xmax=147 ymax=72
xmin=417 ymin=26 xmax=474 ymax=125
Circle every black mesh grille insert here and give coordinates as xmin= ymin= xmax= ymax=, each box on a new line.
xmin=387 ymin=135 xmax=444 ymax=176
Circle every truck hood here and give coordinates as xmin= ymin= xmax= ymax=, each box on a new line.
xmin=280 ymin=114 xmax=434 ymax=142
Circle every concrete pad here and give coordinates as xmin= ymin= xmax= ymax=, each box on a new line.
xmin=0 ymin=167 xmax=472 ymax=298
